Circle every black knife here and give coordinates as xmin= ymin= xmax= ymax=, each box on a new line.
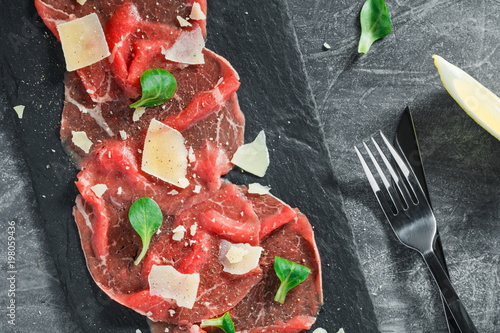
xmin=395 ymin=106 xmax=459 ymax=333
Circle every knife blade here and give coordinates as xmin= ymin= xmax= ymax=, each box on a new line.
xmin=395 ymin=106 xmax=459 ymax=333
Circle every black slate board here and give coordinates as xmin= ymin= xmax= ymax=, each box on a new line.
xmin=0 ymin=0 xmax=377 ymax=332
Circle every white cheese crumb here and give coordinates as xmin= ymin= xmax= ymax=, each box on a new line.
xmin=76 ymin=0 xmax=87 ymax=5
xmin=313 ymin=328 xmax=328 ymax=333
xmin=248 ymin=183 xmax=271 ymax=195
xmin=177 ymin=15 xmax=192 ymax=27
xmin=172 ymin=225 xmax=186 ymax=241
xmin=193 ymin=185 xmax=201 ymax=194
xmin=133 ymin=107 xmax=146 ymax=122
xmin=119 ymin=130 xmax=128 ymax=140
xmin=13 ymin=105 xmax=25 ymax=119
xmin=190 ymin=223 xmax=197 ymax=236
xmin=71 ymin=131 xmax=93 ymax=153
xmin=169 ymin=309 xmax=176 ymax=316
xmin=165 ymin=328 xmax=170 ymax=333
xmin=190 ymin=2 xmax=206 ymax=20
xmin=188 ymin=146 xmax=196 ymax=163
xmin=136 ymin=330 xmax=141 ymax=333
xmin=231 ymin=130 xmax=269 ymax=177
xmin=323 ymin=42 xmax=331 ymax=50
xmin=117 ymin=187 xmax=123 ymax=195
xmin=146 ymin=311 xmax=153 ymax=316
xmin=90 ymin=184 xmax=107 ymax=198
xmin=167 ymin=190 xmax=179 ymax=195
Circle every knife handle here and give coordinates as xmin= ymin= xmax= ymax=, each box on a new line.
xmin=423 ymin=251 xmax=478 ymax=333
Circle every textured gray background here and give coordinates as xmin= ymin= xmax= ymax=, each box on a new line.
xmin=1 ymin=0 xmax=500 ymax=332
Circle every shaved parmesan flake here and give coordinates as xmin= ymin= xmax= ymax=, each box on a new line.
xmin=76 ymin=0 xmax=87 ymax=5
xmin=117 ymin=187 xmax=123 ymax=195
xmin=193 ymin=185 xmax=201 ymax=193
xmin=91 ymin=184 xmax=107 ymax=198
xmin=172 ymin=225 xmax=186 ymax=241
xmin=141 ymin=119 xmax=189 ymax=188
xmin=176 ymin=16 xmax=192 ymax=27
xmin=161 ymin=26 xmax=205 ymax=65
xmin=313 ymin=328 xmax=328 ymax=333
xmin=56 ymin=13 xmax=110 ymax=71
xmin=190 ymin=223 xmax=197 ymax=236
xmin=13 ymin=105 xmax=25 ymax=119
xmin=71 ymin=131 xmax=93 ymax=153
xmin=148 ymin=265 xmax=200 ymax=309
xmin=119 ymin=130 xmax=128 ymax=140
xmin=190 ymin=3 xmax=206 ymax=20
xmin=219 ymin=240 xmax=262 ymax=275
xmin=133 ymin=107 xmax=146 ymax=122
xmin=188 ymin=146 xmax=196 ymax=163
xmin=248 ymin=183 xmax=270 ymax=195
xmin=231 ymin=130 xmax=269 ymax=177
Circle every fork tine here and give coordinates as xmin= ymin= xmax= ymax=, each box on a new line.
xmin=355 ymin=146 xmax=394 ymax=217
xmin=379 ymin=131 xmax=428 ymax=203
xmin=363 ymin=142 xmax=403 ymax=213
xmin=372 ymin=134 xmax=414 ymax=207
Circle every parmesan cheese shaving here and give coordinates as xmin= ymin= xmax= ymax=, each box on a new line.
xmin=141 ymin=119 xmax=189 ymax=188
xmin=71 ymin=131 xmax=93 ymax=153
xmin=231 ymin=130 xmax=269 ymax=177
xmin=176 ymin=16 xmax=192 ymax=27
xmin=90 ymin=184 xmax=107 ymax=198
xmin=248 ymin=183 xmax=271 ymax=195
xmin=148 ymin=265 xmax=200 ymax=309
xmin=56 ymin=13 xmax=110 ymax=71
xmin=76 ymin=0 xmax=87 ymax=5
xmin=161 ymin=26 xmax=205 ymax=65
xmin=13 ymin=105 xmax=25 ymax=119
xmin=189 ymin=3 xmax=206 ymax=20
xmin=219 ymin=240 xmax=262 ymax=275
xmin=172 ymin=225 xmax=186 ymax=241
xmin=133 ymin=107 xmax=146 ymax=122
xmin=119 ymin=130 xmax=128 ymax=140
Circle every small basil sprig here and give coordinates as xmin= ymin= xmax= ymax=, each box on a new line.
xmin=129 ymin=68 xmax=177 ymax=108
xmin=200 ymin=312 xmax=235 ymax=333
xmin=358 ymin=0 xmax=392 ymax=54
xmin=274 ymin=256 xmax=311 ymax=304
xmin=129 ymin=197 xmax=163 ymax=265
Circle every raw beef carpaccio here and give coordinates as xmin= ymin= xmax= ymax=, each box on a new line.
xmin=35 ymin=0 xmax=323 ymax=331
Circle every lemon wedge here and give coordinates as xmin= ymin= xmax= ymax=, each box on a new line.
xmin=433 ymin=55 xmax=500 ymax=140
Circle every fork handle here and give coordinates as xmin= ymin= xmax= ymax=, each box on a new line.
xmin=423 ymin=251 xmax=478 ymax=333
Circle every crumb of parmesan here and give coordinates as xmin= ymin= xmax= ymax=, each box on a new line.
xmin=119 ymin=130 xmax=128 ymax=140
xmin=13 ymin=105 xmax=25 ymax=119
xmin=193 ymin=185 xmax=201 ymax=193
xmin=172 ymin=225 xmax=186 ymax=241
xmin=190 ymin=2 xmax=206 ymax=20
xmin=91 ymin=184 xmax=107 ymax=198
xmin=133 ymin=107 xmax=146 ymax=122
xmin=76 ymin=0 xmax=87 ymax=5
xmin=177 ymin=15 xmax=192 ymax=27
xmin=71 ymin=131 xmax=93 ymax=153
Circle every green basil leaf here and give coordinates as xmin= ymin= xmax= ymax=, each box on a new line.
xmin=358 ymin=0 xmax=392 ymax=54
xmin=200 ymin=312 xmax=235 ymax=333
xmin=129 ymin=68 xmax=177 ymax=108
xmin=274 ymin=256 xmax=311 ymax=304
xmin=129 ymin=197 xmax=163 ymax=265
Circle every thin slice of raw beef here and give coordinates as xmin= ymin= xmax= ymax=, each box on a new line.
xmin=36 ymin=0 xmax=323 ymax=331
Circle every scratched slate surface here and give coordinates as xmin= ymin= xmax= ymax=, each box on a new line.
xmin=1 ymin=0 xmax=499 ymax=333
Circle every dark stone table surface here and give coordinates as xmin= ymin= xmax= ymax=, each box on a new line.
xmin=1 ymin=0 xmax=499 ymax=332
